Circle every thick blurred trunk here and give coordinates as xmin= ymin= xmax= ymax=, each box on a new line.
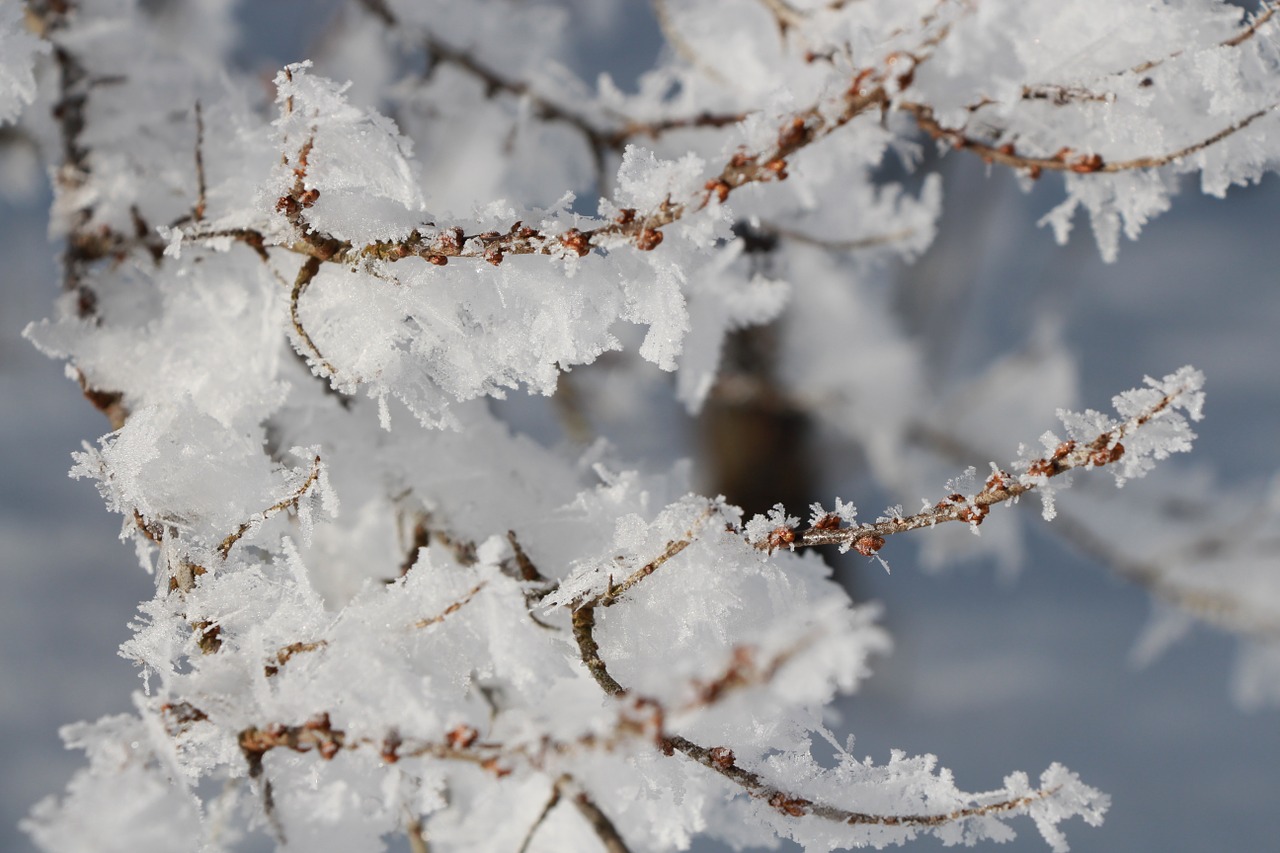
xmin=699 ymin=325 xmax=816 ymax=521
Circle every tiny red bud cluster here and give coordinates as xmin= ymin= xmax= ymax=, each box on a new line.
xmin=766 ymin=525 xmax=796 ymax=551
xmin=854 ymin=534 xmax=885 ymax=557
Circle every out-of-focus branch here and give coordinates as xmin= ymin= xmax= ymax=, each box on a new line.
xmin=755 ymin=220 xmax=917 ymax=252
xmin=906 ymin=418 xmax=1280 ymax=640
xmin=904 ymin=101 xmax=1278 ymax=178
xmin=563 ymin=778 xmax=634 ymax=853
xmin=356 ymin=0 xmax=743 ymax=188
xmin=1133 ymin=2 xmax=1278 ymax=73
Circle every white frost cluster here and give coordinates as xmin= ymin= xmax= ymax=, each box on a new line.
xmin=0 ymin=3 xmax=45 ymax=126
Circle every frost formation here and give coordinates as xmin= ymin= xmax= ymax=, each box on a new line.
xmin=13 ymin=1 xmax=1280 ymax=851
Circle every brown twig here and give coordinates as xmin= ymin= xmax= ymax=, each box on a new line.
xmin=592 ymin=507 xmax=718 ymax=609
xmin=565 ymin=779 xmax=634 ymax=853
xmin=1133 ymin=2 xmax=1278 ymax=73
xmin=217 ymin=455 xmax=323 ymax=559
xmin=571 ymin=606 xmax=624 ymax=696
xmin=405 ymin=818 xmax=430 ymax=853
xmin=1049 ymin=511 xmax=1280 ymax=639
xmin=414 ymin=582 xmax=487 ymax=629
xmin=682 ymin=639 xmax=813 ymax=711
xmin=517 ymin=781 xmax=562 ymax=853
xmin=264 ymin=640 xmax=328 ymax=677
xmin=904 ymin=101 xmax=1277 ymax=177
xmin=778 ymin=380 xmax=1192 ymax=552
xmin=193 ymin=100 xmax=207 ymax=222
xmin=904 ymin=418 xmax=1280 ymax=638
xmin=669 ymin=734 xmax=1054 ymax=825
xmin=287 ymin=255 xmax=339 ymax=377
xmin=569 ymin=574 xmax=1062 ymax=828
xmin=355 ymin=0 xmax=742 ymax=190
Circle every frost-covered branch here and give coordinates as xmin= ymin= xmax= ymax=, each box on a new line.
xmin=14 ymin=1 xmax=1280 ymax=850
xmin=754 ymin=367 xmax=1205 ymax=554
xmin=569 ymin=561 xmax=1101 ymax=839
xmin=905 ymin=101 xmax=1278 ymax=178
xmin=217 ymin=454 xmax=323 ymax=559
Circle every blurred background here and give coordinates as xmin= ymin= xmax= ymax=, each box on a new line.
xmin=2 ymin=2 xmax=1277 ymax=851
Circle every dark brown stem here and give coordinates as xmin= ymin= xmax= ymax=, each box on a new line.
xmin=193 ymin=100 xmax=207 ymax=222
xmin=566 ymin=781 xmax=634 ymax=853
xmin=288 ymin=256 xmax=338 ymax=377
xmin=571 ymin=606 xmax=625 ymax=696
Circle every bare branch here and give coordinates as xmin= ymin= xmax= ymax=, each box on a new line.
xmin=264 ymin=640 xmax=328 ymax=677
xmin=652 ymin=0 xmax=730 ymax=86
xmin=1133 ymin=2 xmax=1278 ymax=73
xmin=905 ymin=413 xmax=1280 ymax=640
xmin=571 ymin=606 xmax=625 ymax=697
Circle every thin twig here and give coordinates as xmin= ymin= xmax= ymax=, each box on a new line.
xmin=564 ymin=779 xmax=634 ymax=853
xmin=516 ymin=780 xmax=563 ymax=853
xmin=405 ymin=817 xmax=430 ymax=853
xmin=594 ymin=507 xmax=718 ymax=608
xmin=193 ymin=100 xmax=207 ymax=222
xmin=414 ymin=582 xmax=487 ymax=629
xmin=218 ymin=455 xmax=323 ymax=559
xmin=288 ymin=255 xmax=338 ymax=377
xmin=904 ymin=101 xmax=1277 ymax=177
xmin=652 ymin=0 xmax=730 ymax=86
xmin=1133 ymin=2 xmax=1278 ymax=73
xmin=569 ymin=579 xmax=1061 ymax=828
xmin=904 ymin=416 xmax=1280 ymax=639
xmin=782 ymin=379 xmax=1198 ymax=552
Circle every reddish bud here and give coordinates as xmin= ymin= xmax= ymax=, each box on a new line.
xmin=709 ymin=746 xmax=736 ymax=769
xmin=636 ymin=228 xmax=664 ymax=251
xmin=560 ymin=228 xmax=591 ymax=257
xmin=447 ymin=725 xmax=479 ymax=749
xmin=1070 ymin=153 xmax=1104 ymax=173
xmin=853 ymin=534 xmax=885 ymax=557
xmin=812 ymin=513 xmax=842 ymax=531
xmin=766 ymin=526 xmax=796 ymax=551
